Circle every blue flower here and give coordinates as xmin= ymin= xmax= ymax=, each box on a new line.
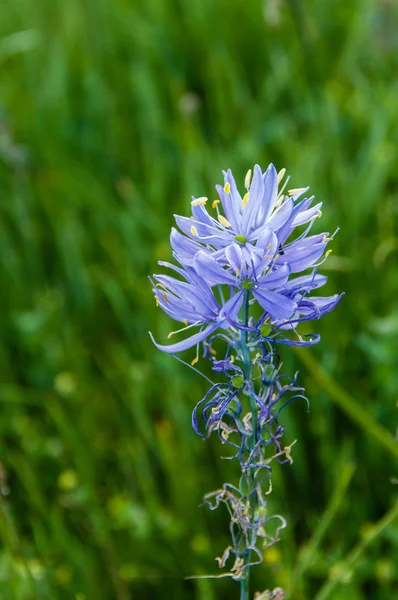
xmin=171 ymin=164 xmax=322 ymax=266
xmin=149 ymin=261 xmax=244 ymax=353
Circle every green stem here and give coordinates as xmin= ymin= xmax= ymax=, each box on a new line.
xmin=239 ymin=291 xmax=257 ymax=600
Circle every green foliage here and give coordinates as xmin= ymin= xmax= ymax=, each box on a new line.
xmin=0 ymin=0 xmax=397 ymax=598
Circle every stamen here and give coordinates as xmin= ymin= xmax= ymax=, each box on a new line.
xmin=154 ymin=295 xmax=159 ymax=306
xmin=323 ymin=235 xmax=332 ymax=243
xmin=191 ymin=196 xmax=208 ymax=206
xmin=212 ymin=199 xmax=220 ymax=209
xmin=263 ymin=254 xmax=272 ymax=259
xmin=163 ymin=292 xmax=169 ymax=302
xmin=224 ymin=182 xmax=231 ymax=194
xmin=242 ymin=192 xmax=250 ymax=208
xmin=191 ymin=356 xmax=199 ymax=366
xmin=218 ymin=215 xmax=232 ymax=228
xmin=190 ymin=225 xmax=199 ymax=236
xmin=277 ymin=168 xmax=286 ymax=185
xmin=244 ymin=169 xmax=252 ymax=189
xmin=184 ymin=319 xmax=188 ymax=326
xmin=230 ymin=355 xmax=235 ymax=364
xmin=317 ymin=209 xmax=322 ymax=218
xmin=288 ymin=187 xmax=307 ymax=196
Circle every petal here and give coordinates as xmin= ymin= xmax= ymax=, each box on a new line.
xmin=298 ymin=293 xmax=344 ymax=317
xmin=253 ymin=288 xmax=297 ymax=320
xmin=191 ymin=201 xmax=216 ymax=226
xmin=242 ymin=164 xmax=264 ymax=235
xmin=281 ymin=273 xmax=327 ymax=294
xmin=257 ymin=163 xmax=278 ymax=224
xmin=149 ymin=322 xmax=220 ymax=354
xmin=154 ymin=274 xmax=217 ymax=317
xmin=175 ymin=215 xmax=229 ymax=246
xmin=266 ymin=197 xmax=294 ymax=231
xmin=279 ymin=241 xmax=327 ymax=273
xmin=194 ymin=251 xmax=237 ymax=286
xmin=292 ymin=202 xmax=322 ymax=227
xmin=255 ymin=228 xmax=278 ymax=254
xmin=220 ymin=290 xmax=244 ymax=323
xmin=261 ymin=264 xmax=291 ymax=288
xmin=225 ymin=243 xmax=244 ymax=274
xmin=170 ymin=228 xmax=201 ymax=265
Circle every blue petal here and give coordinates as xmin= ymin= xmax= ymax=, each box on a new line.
xmin=292 ymin=202 xmax=322 ymax=226
xmin=266 ymin=197 xmax=294 ymax=231
xmin=149 ymin=322 xmax=221 ymax=353
xmin=280 ymin=242 xmax=327 ymax=273
xmin=253 ymin=288 xmax=297 ymax=319
xmin=170 ymin=228 xmax=201 ymax=265
xmin=242 ymin=164 xmax=264 ymax=235
xmin=225 ymin=243 xmax=244 ymax=274
xmin=220 ymin=291 xmax=244 ymax=324
xmin=261 ymin=263 xmax=291 ymax=287
xmin=281 ymin=273 xmax=327 ymax=295
xmin=194 ymin=251 xmax=237 ymax=286
xmin=257 ymin=163 xmax=278 ymax=224
xmin=175 ymin=215 xmax=229 ymax=246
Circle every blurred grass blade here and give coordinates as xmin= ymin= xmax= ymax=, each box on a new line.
xmin=314 ymin=501 xmax=398 ymax=600
xmin=296 ymin=348 xmax=398 ymax=461
xmin=288 ymin=459 xmax=357 ymax=595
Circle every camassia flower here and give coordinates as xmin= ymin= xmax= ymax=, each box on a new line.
xmin=149 ymin=261 xmax=243 ymax=353
xmin=149 ymin=163 xmax=344 ymax=594
xmin=170 ymin=163 xmax=322 ymax=267
xmin=151 ymin=164 xmax=343 ymax=351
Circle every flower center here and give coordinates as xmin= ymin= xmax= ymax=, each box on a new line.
xmin=235 ymin=234 xmax=247 ymax=244
xmin=241 ymin=279 xmax=253 ymax=290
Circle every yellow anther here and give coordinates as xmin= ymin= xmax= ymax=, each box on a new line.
xmin=224 ymin=182 xmax=231 ymax=194
xmin=230 ymin=355 xmax=235 ymax=364
xmin=218 ymin=215 xmax=232 ymax=228
xmin=212 ymin=199 xmax=220 ymax=209
xmin=183 ymin=319 xmax=188 ymax=326
xmin=154 ymin=295 xmax=159 ymax=306
xmin=264 ymin=254 xmax=272 ymax=259
xmin=235 ymin=268 xmax=241 ymax=275
xmin=167 ymin=331 xmax=174 ymax=339
xmin=288 ymin=187 xmax=307 ymax=196
xmin=191 ymin=356 xmax=199 ymax=366
xmin=209 ymin=347 xmax=217 ymax=355
xmin=277 ymin=168 xmax=286 ymax=185
xmin=317 ymin=209 xmax=322 ymax=218
xmin=242 ymin=192 xmax=250 ymax=208
xmin=163 ymin=292 xmax=169 ymax=302
xmin=191 ymin=196 xmax=208 ymax=206
xmin=244 ymin=169 xmax=252 ymax=189
xmin=266 ymin=242 xmax=273 ymax=250
xmin=325 ymin=249 xmax=332 ymax=257
xmin=190 ymin=225 xmax=199 ymax=236
xmin=323 ymin=235 xmax=332 ymax=243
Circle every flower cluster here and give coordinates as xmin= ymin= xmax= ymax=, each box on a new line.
xmin=150 ymin=164 xmax=343 ymax=592
xmin=151 ymin=164 xmax=342 ymax=356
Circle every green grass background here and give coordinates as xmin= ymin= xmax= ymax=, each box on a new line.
xmin=0 ymin=1 xmax=397 ymax=598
